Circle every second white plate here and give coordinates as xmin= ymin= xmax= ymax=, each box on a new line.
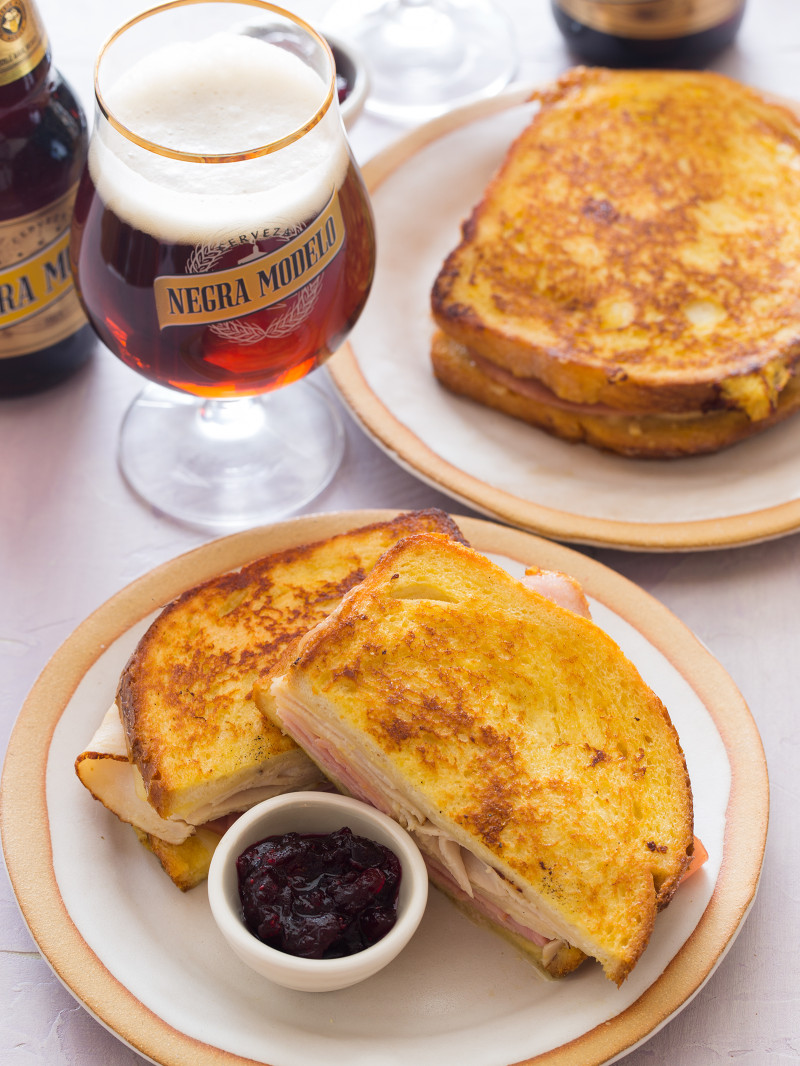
xmin=330 ymin=86 xmax=800 ymax=550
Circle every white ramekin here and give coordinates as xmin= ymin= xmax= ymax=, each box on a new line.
xmin=208 ymin=791 xmax=428 ymax=991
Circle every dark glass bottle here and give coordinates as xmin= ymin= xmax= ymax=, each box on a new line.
xmin=551 ymin=1 xmax=747 ymax=68
xmin=0 ymin=0 xmax=92 ymax=397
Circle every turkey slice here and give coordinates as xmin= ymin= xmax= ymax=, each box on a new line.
xmin=75 ymin=704 xmax=320 ymax=844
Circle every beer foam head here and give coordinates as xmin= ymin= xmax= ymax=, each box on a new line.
xmin=90 ymin=32 xmax=349 ymax=244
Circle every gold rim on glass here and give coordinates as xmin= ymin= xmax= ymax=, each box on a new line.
xmin=94 ymin=0 xmax=336 ymax=164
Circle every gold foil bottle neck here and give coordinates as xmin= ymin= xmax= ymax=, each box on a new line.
xmin=0 ymin=0 xmax=48 ymax=87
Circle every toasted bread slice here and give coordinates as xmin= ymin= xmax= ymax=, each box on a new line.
xmin=132 ymin=826 xmax=222 ymax=892
xmin=267 ymin=534 xmax=693 ymax=984
xmin=432 ymin=67 xmax=800 ymax=424
xmin=432 ymin=330 xmax=800 ymax=457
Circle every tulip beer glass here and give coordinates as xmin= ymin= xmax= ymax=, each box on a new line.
xmin=71 ymin=0 xmax=376 ymax=529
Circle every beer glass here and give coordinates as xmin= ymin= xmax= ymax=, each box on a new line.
xmin=70 ymin=0 xmax=376 ymax=530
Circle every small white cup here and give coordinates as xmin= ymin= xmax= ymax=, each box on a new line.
xmin=208 ymin=792 xmax=428 ymax=991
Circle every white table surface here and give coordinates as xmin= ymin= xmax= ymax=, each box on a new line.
xmin=1 ymin=1 xmax=798 ymax=1063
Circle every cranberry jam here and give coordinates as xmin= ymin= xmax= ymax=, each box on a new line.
xmin=236 ymin=826 xmax=402 ymax=959
xmin=330 ymin=44 xmax=353 ymax=104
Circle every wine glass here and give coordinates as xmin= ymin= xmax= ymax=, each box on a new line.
xmin=70 ymin=0 xmax=376 ymax=531
xmin=323 ymin=0 xmax=518 ymax=124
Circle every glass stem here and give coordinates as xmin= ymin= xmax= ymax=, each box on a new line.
xmin=197 ymin=395 xmax=268 ymax=442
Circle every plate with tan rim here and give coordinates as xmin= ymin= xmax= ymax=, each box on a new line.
xmin=329 ymin=84 xmax=800 ymax=551
xmin=0 ymin=510 xmax=767 ymax=1066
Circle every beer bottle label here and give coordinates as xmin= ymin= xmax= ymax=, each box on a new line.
xmin=556 ymin=0 xmax=743 ymax=39
xmin=0 ymin=184 xmax=87 ymax=359
xmin=0 ymin=0 xmax=48 ymax=86
xmin=153 ymin=192 xmax=345 ymax=336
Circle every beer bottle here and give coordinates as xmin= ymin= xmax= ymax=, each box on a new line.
xmin=551 ymin=1 xmax=747 ymax=68
xmin=0 ymin=0 xmax=91 ymax=397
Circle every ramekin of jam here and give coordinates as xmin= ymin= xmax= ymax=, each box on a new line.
xmin=208 ymin=792 xmax=428 ymax=991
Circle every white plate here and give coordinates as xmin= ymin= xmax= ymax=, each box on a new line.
xmin=330 ymin=86 xmax=800 ymax=551
xmin=0 ymin=511 xmax=767 ymax=1066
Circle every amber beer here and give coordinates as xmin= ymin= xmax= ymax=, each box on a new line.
xmin=70 ymin=29 xmax=375 ymax=398
xmin=71 ymin=162 xmax=374 ymax=397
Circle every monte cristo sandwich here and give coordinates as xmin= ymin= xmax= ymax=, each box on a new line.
xmin=75 ymin=510 xmax=466 ymax=890
xmin=431 ymin=67 xmax=800 ymax=458
xmin=263 ymin=534 xmax=695 ymax=983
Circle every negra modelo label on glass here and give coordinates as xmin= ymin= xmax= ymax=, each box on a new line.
xmin=0 ymin=184 xmax=86 ymax=358
xmin=0 ymin=0 xmax=47 ymax=86
xmin=154 ymin=193 xmax=344 ymax=332
xmin=556 ymin=0 xmax=742 ymax=38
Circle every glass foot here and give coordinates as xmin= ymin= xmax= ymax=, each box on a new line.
xmin=324 ymin=0 xmax=518 ymax=124
xmin=118 ymin=378 xmax=345 ymax=532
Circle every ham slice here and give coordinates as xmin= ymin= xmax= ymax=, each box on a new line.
xmin=522 ymin=568 xmax=591 ymax=618
xmin=469 ymin=351 xmax=702 ymax=420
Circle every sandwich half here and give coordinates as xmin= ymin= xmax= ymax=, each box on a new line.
xmin=431 ymin=67 xmax=800 ymax=457
xmin=264 ymin=534 xmax=694 ymax=983
xmin=75 ymin=510 xmax=466 ymax=889
xmin=432 ymin=330 xmax=800 ymax=459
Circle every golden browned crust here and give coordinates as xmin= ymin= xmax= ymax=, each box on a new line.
xmin=133 ymin=828 xmax=222 ymax=892
xmin=274 ymin=534 xmax=693 ymax=984
xmin=432 ymin=330 xmax=800 ymax=458
xmin=432 ymin=67 xmax=800 ymax=421
xmin=117 ymin=511 xmax=467 ymax=824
